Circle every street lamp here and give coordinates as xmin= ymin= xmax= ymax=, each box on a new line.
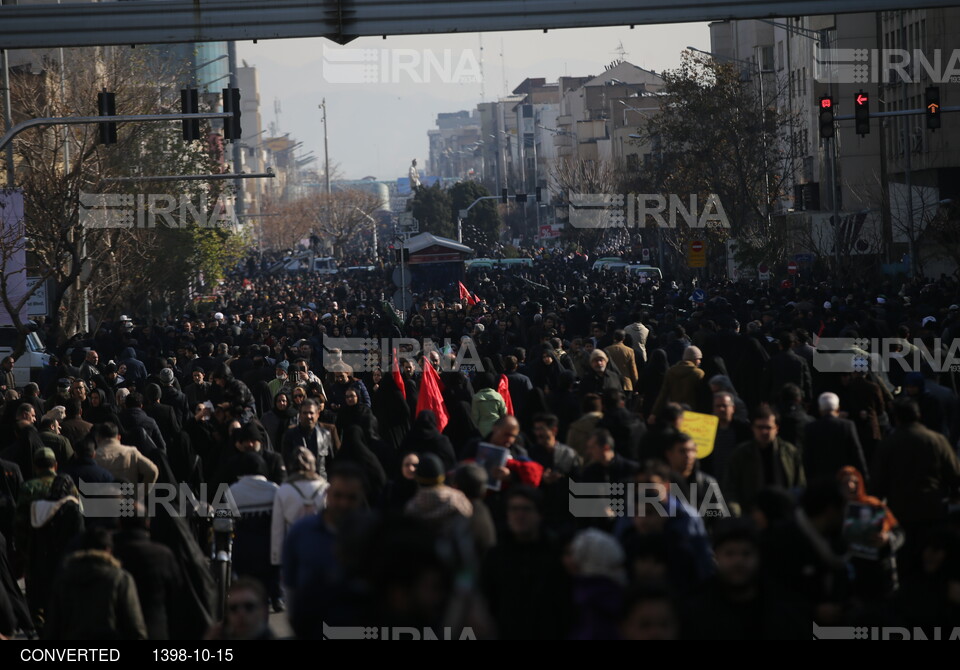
xmin=193 ymin=54 xmax=229 ymax=73
xmin=355 ymin=206 xmax=379 ymax=260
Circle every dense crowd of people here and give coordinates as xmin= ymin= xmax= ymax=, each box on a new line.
xmin=2 ymin=252 xmax=960 ymax=640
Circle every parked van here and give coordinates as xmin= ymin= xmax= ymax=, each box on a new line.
xmin=0 ymin=326 xmax=51 ymax=389
xmin=591 ymin=257 xmax=623 ymax=271
xmin=627 ymin=265 xmax=663 ymax=280
xmin=311 ymin=257 xmax=338 ymax=274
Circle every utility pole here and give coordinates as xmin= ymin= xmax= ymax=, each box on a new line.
xmin=900 ymin=11 xmax=917 ymax=278
xmin=1 ymin=49 xmax=13 ymax=185
xmin=320 ymin=99 xmax=330 ymax=194
xmin=831 ymin=134 xmax=841 ymax=272
xmin=227 ymin=41 xmax=244 ymax=219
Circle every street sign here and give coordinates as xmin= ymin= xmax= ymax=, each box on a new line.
xmin=691 ymin=288 xmax=706 ymax=303
xmin=641 ymin=248 xmax=650 ymax=261
xmin=25 ymin=278 xmax=47 ymax=316
xmin=793 ymin=253 xmax=815 ymax=263
xmin=687 ymin=239 xmax=706 ymax=268
xmin=397 ymin=212 xmax=419 ymax=233
xmin=758 ymin=263 xmax=771 ymax=281
xmin=391 ymin=266 xmax=410 ymax=288
xmin=392 ymin=288 xmax=414 ymax=312
xmin=787 ymin=261 xmax=798 ymax=275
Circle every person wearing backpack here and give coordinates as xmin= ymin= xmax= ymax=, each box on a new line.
xmin=14 ymin=448 xmax=84 ymax=630
xmin=270 ymin=448 xmax=328 ymax=604
xmin=229 ymin=452 xmax=281 ymax=613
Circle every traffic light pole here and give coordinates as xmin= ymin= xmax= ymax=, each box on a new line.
xmin=458 ymin=195 xmax=501 ymax=245
xmin=825 ymin=102 xmax=957 ymax=278
xmin=100 ymin=171 xmax=274 ymax=183
xmin=1 ymin=49 xmax=13 ymax=186
xmin=830 ymin=135 xmax=841 ymax=274
xmin=228 ymin=41 xmax=244 ymax=221
xmin=832 ymin=105 xmax=960 ymax=121
xmin=0 ymin=111 xmax=231 ymax=153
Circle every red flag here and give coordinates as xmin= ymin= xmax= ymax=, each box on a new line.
xmin=458 ymin=281 xmax=478 ymax=306
xmin=497 ymin=374 xmax=514 ymax=416
xmin=392 ymin=349 xmax=406 ymax=401
xmin=416 ymin=356 xmax=449 ymax=432
xmin=506 ymin=458 xmax=544 ymax=487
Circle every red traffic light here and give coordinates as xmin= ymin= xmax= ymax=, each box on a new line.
xmin=820 ymin=98 xmax=832 ymax=109
xmin=856 ymin=93 xmax=869 ymax=106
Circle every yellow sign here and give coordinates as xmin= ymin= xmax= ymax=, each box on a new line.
xmin=681 ymin=411 xmax=719 ymax=459
xmin=687 ymin=239 xmax=706 ymax=268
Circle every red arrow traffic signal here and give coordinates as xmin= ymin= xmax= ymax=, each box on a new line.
xmin=854 ymin=90 xmax=870 ymax=136
xmin=926 ymin=86 xmax=941 ymax=130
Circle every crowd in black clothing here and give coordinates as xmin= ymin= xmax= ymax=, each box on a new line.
xmin=2 ymin=254 xmax=960 ymax=640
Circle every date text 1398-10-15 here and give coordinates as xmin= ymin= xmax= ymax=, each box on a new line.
xmin=153 ymin=649 xmax=234 ymax=662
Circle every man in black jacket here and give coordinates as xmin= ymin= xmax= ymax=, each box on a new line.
xmin=703 ymin=392 xmax=751 ymax=483
xmin=803 ymin=392 xmax=869 ymax=481
xmin=762 ymin=332 xmax=813 ymax=403
xmin=578 ymin=350 xmax=623 ymax=398
xmin=144 ymin=384 xmax=181 ymax=439
xmin=112 ymin=512 xmax=184 ymax=640
xmin=664 ymin=432 xmax=728 ymax=521
xmin=61 ymin=440 xmax=115 ymax=485
xmin=597 ymin=389 xmax=646 ymax=462
xmin=157 ymin=368 xmax=190 ymax=428
xmin=119 ymin=392 xmax=166 ymax=452
xmin=580 ymin=428 xmax=639 ymax=484
xmin=480 ymin=487 xmax=571 ymax=639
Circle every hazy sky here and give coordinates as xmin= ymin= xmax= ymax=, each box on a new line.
xmin=238 ymin=24 xmax=711 ymax=181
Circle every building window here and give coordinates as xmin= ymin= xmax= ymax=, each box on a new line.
xmin=778 ymin=41 xmax=784 ymax=71
xmin=760 ymin=46 xmax=775 ymax=72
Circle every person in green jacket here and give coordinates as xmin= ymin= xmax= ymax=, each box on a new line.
xmin=471 ymin=373 xmax=507 ymax=437
xmin=724 ymin=404 xmax=806 ymax=517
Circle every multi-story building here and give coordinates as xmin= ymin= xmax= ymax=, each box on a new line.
xmin=714 ymin=11 xmax=960 ymax=274
xmin=427 ymin=110 xmax=483 ymax=180
xmin=554 ymin=61 xmax=664 ymax=168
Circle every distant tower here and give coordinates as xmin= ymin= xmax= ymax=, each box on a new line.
xmin=500 ymin=37 xmax=506 ymax=97
xmin=270 ymin=97 xmax=281 ymax=136
xmin=611 ymin=41 xmax=629 ymax=65
xmin=478 ymin=35 xmax=486 ymax=102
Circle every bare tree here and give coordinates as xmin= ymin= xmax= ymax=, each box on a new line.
xmin=550 ymin=158 xmax=621 ymax=250
xmin=263 ymin=189 xmax=382 ymax=257
xmin=638 ymin=50 xmax=802 ymax=272
xmin=7 ymin=48 xmax=243 ymax=340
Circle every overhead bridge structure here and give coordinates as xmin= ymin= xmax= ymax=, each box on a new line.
xmin=0 ymin=0 xmax=956 ymax=50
